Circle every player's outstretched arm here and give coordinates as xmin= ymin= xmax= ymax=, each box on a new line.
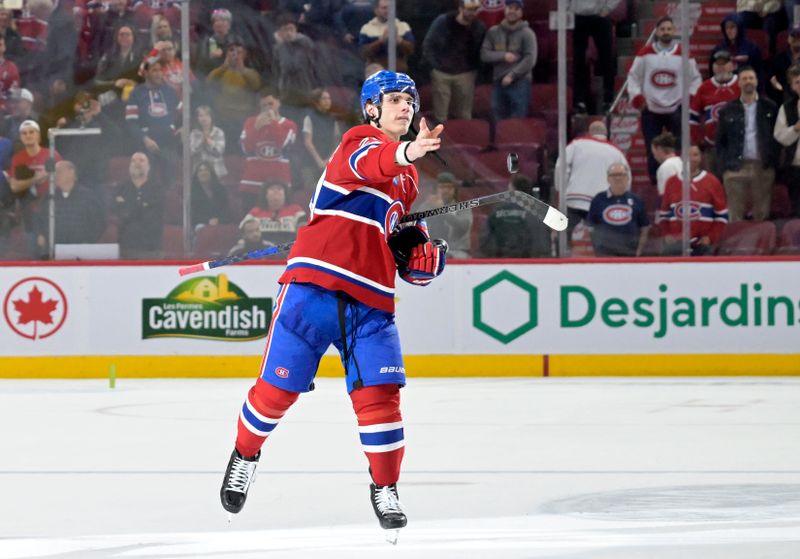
xmin=405 ymin=117 xmax=444 ymax=162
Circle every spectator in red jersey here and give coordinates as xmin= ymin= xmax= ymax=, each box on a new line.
xmin=0 ymin=36 xmax=20 ymax=116
xmin=9 ymin=120 xmax=62 ymax=242
xmin=239 ymin=180 xmax=307 ymax=246
xmin=155 ymin=39 xmax=193 ymax=98
xmin=238 ymin=89 xmax=297 ymax=211
xmin=658 ymin=144 xmax=729 ymax=256
xmin=690 ymin=50 xmax=741 ymax=173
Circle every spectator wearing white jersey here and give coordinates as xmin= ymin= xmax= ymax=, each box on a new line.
xmin=651 ymin=131 xmax=683 ymax=197
xmin=627 ymin=16 xmax=701 ymax=183
xmin=555 ymin=120 xmax=629 ymax=241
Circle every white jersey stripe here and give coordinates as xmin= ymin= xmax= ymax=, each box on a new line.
xmin=362 ymin=440 xmax=405 ymax=453
xmin=358 ymin=421 xmax=404 ymax=434
xmin=287 ymin=257 xmax=395 ymax=295
xmin=245 ymin=399 xmax=280 ymax=425
xmin=312 ymin=208 xmax=385 ymax=233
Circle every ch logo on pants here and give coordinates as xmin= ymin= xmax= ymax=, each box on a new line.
xmin=275 ymin=367 xmax=289 ymax=378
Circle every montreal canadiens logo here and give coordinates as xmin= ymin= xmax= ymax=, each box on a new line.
xmin=3 ymin=277 xmax=68 ymax=340
xmin=651 ymin=70 xmax=677 ymax=88
xmin=602 ymin=204 xmax=633 ymax=225
xmin=384 ymin=200 xmax=405 ymax=239
xmin=675 ymin=201 xmax=703 ymax=220
xmin=275 ymin=367 xmax=289 ymax=378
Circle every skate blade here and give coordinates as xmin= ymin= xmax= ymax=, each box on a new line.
xmin=384 ymin=529 xmax=401 ymax=545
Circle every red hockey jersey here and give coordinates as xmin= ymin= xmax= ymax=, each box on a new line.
xmin=657 ymin=170 xmax=729 ymax=244
xmin=690 ymin=75 xmax=740 ymax=146
xmin=238 ymin=116 xmax=296 ymax=194
xmin=279 ymin=124 xmax=420 ymax=313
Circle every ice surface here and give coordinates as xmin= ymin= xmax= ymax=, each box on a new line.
xmin=1 ymin=377 xmax=799 ymax=558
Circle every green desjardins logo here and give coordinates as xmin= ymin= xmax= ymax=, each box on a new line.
xmin=142 ymin=274 xmax=271 ymax=341
xmin=473 ymin=271 xmax=800 ymax=344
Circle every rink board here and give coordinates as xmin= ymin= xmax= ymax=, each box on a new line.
xmin=0 ymin=260 xmax=798 ymax=377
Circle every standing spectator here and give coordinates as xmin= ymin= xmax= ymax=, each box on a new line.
xmin=422 ymin=0 xmax=486 ymax=123
xmin=9 ymin=120 xmax=61 ymax=240
xmin=91 ymin=0 xmax=136 ymax=58
xmin=716 ymin=66 xmax=779 ymax=221
xmin=628 ymin=16 xmax=701 ymax=182
xmin=480 ymin=174 xmax=551 ymax=257
xmin=651 ymin=132 xmax=683 ymax=197
xmin=418 ymin=171 xmax=472 ymax=258
xmin=190 ymin=105 xmax=227 ymax=180
xmin=113 ymin=151 xmax=164 ymax=259
xmin=773 ymin=64 xmax=800 ymax=217
xmin=0 ymin=9 xmax=22 ymax=59
xmin=358 ymin=0 xmax=415 ymax=74
xmin=710 ymin=14 xmax=764 ymax=85
xmin=572 ymin=0 xmax=620 ymax=114
xmin=207 ymin=41 xmax=262 ymax=152
xmin=238 ymin=89 xmax=297 ymax=211
xmin=125 ymin=54 xmax=179 ymax=185
xmin=35 ymin=160 xmax=105 ymax=255
xmin=191 ymin=161 xmax=230 ymax=229
xmin=738 ymin=0 xmax=787 ymax=57
xmin=227 ymin=216 xmax=274 ymax=258
xmin=239 ymin=180 xmax=307 ymax=245
xmin=17 ymin=0 xmax=52 ymax=54
xmin=587 ymin=162 xmax=649 ymax=257
xmin=93 ymin=24 xmax=141 ymax=106
xmin=0 ymin=88 xmax=38 ymax=147
xmin=555 ymin=120 xmax=628 ymax=239
xmin=658 ymin=145 xmax=729 ymax=255
xmin=480 ymin=0 xmax=537 ymax=122
xmin=272 ymin=15 xmax=319 ymax=114
xmin=194 ymin=8 xmax=235 ymax=77
xmin=301 ymin=88 xmax=342 ymax=188
xmin=690 ymin=50 xmax=741 ymax=174
xmin=0 ymin=36 xmax=20 ymax=116
xmin=58 ymin=90 xmax=120 ymax=187
xmin=767 ymin=24 xmax=800 ymax=105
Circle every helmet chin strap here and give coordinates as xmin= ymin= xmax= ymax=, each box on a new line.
xmin=368 ymin=104 xmax=383 ymax=128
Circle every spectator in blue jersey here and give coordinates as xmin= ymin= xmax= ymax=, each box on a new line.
xmin=358 ymin=0 xmax=415 ymax=74
xmin=125 ymin=51 xmax=179 ymax=185
xmin=587 ymin=162 xmax=650 ymax=257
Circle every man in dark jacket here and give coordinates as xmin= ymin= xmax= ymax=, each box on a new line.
xmin=422 ymin=0 xmax=486 ymax=123
xmin=480 ymin=174 xmax=551 ymax=258
xmin=715 ymin=66 xmax=779 ymax=221
xmin=114 ymin=152 xmax=165 ymax=259
xmin=36 ymin=161 xmax=105 ymax=256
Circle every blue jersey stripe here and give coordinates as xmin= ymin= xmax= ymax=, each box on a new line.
xmin=315 ymin=185 xmax=391 ymax=226
xmin=285 ymin=261 xmax=395 ymax=299
xmin=359 ymin=428 xmax=404 ymax=446
xmin=241 ymin=404 xmax=278 ymax=434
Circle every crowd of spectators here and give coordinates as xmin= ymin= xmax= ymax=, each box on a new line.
xmin=0 ymin=0 xmax=798 ymax=261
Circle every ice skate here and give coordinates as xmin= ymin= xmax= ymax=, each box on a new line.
xmin=370 ymin=483 xmax=406 ymax=543
xmin=220 ymin=449 xmax=259 ymax=516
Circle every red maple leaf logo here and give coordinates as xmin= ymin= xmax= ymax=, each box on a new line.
xmin=12 ymin=285 xmax=59 ymax=339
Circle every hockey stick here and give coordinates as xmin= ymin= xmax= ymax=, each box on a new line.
xmin=177 ymin=191 xmax=567 ymax=276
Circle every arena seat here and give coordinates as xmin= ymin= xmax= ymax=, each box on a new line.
xmin=443 ymin=118 xmax=490 ymax=149
xmin=193 ymin=223 xmax=240 ymax=259
xmin=495 ymin=118 xmax=547 ymax=148
xmin=776 ymin=219 xmax=800 ymax=254
xmin=716 ymin=221 xmax=777 ymax=256
xmin=161 ymin=225 xmax=186 ymax=259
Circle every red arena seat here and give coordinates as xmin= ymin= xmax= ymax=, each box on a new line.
xmin=716 ymin=221 xmax=777 ymax=256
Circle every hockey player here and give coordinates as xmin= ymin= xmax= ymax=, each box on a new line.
xmin=220 ymin=70 xmax=446 ymax=536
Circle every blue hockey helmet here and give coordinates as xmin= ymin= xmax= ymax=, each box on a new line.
xmin=360 ymin=70 xmax=420 ymax=121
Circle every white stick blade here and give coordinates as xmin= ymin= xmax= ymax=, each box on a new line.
xmin=543 ymin=207 xmax=568 ymax=231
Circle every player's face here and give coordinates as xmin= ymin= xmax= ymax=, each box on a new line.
xmin=377 ymin=92 xmax=414 ymax=139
